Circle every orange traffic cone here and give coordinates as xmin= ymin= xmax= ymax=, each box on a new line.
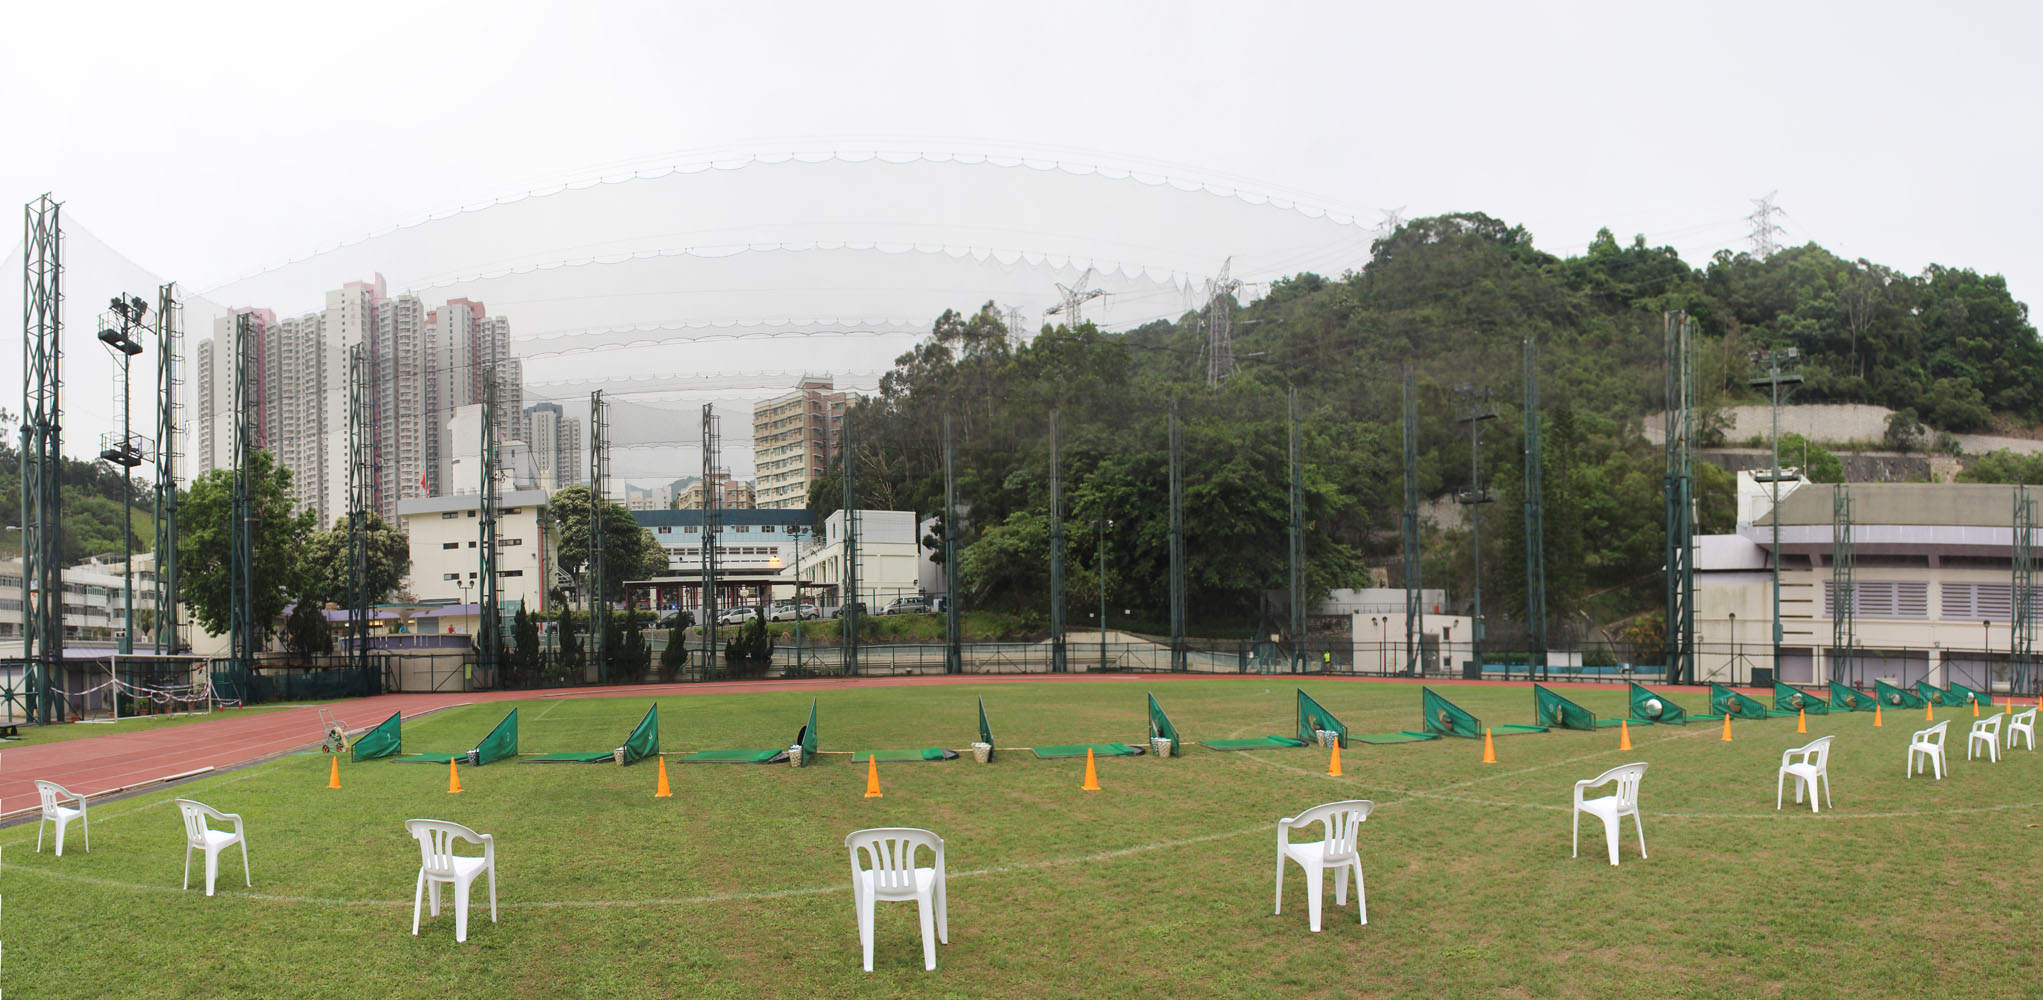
xmin=1797 ymin=708 xmax=1807 ymax=734
xmin=1874 ymin=704 xmax=1883 ymax=727
xmin=654 ymin=754 xmax=672 ymax=798
xmin=1481 ymin=728 xmax=1497 ymax=764
xmin=328 ymin=756 xmax=341 ymax=789
xmin=864 ymin=755 xmax=883 ymax=798
xmin=447 ymin=756 xmax=463 ymax=794
xmin=1721 ymin=713 xmax=1733 ymax=742
xmin=1327 ymin=739 xmax=1343 ymax=777
xmin=1081 ymin=748 xmax=1101 ymax=790
xmin=1619 ymin=720 xmax=1633 ymax=751
xmin=1972 ymin=698 xmax=1980 ymax=718
xmin=1925 ymin=701 xmax=1934 ymax=722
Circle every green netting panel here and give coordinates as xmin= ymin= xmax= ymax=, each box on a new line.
xmin=853 ymin=748 xmax=958 ymax=762
xmin=1296 ymin=689 xmax=1349 ymax=748
xmin=1774 ymin=682 xmax=1830 ymax=715
xmin=1198 ymin=736 xmax=1311 ymax=750
xmin=352 ymin=711 xmax=402 ymax=762
xmin=1629 ymin=683 xmax=1688 ymax=725
xmin=1948 ymin=682 xmax=1992 ymax=707
xmin=798 ymin=699 xmax=818 ymax=766
xmin=977 ymin=696 xmax=996 ymax=763
xmin=618 ymin=704 xmax=659 ymax=765
xmin=1877 ymin=678 xmax=1927 ymax=708
xmin=681 ymin=748 xmax=781 ymax=763
xmin=1534 ymin=684 xmax=1598 ymax=731
xmin=1031 ymin=743 xmax=1142 ymax=758
xmin=1829 ymin=681 xmax=1880 ymax=712
xmin=1350 ymin=731 xmax=1441 ymax=745
xmin=471 ymin=709 xmax=518 ymax=765
xmin=1422 ymin=687 xmax=1482 ymax=739
xmin=1147 ymin=692 xmax=1182 ymax=756
xmin=1916 ymin=680 xmax=1963 ymax=707
xmin=1710 ymin=684 xmax=1770 ymax=720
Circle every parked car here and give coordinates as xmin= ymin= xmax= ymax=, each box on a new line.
xmin=656 ymin=610 xmax=694 ymax=630
xmin=716 ymin=607 xmax=758 ymax=626
xmin=833 ymin=602 xmax=869 ymax=619
xmin=767 ymin=603 xmax=820 ymax=622
xmin=882 ymin=597 xmax=928 ymax=615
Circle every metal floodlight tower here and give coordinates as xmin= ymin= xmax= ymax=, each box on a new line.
xmin=1168 ymin=401 xmax=1187 ymax=672
xmin=1048 ymin=410 xmax=1066 ymax=673
xmin=347 ymin=344 xmax=369 ymax=674
xmin=478 ymin=367 xmax=502 ymax=676
xmin=153 ymin=282 xmax=183 ymax=655
xmin=943 ymin=414 xmax=961 ymax=674
xmin=1522 ymin=336 xmax=1547 ymax=682
xmin=1287 ymin=387 xmax=1305 ymax=674
xmin=589 ymin=390 xmax=608 ymax=681
xmin=1401 ymin=364 xmax=1423 ymax=675
xmin=230 ymin=312 xmax=258 ymax=679
xmin=1455 ymin=384 xmax=1499 ymax=677
xmin=22 ymin=195 xmax=65 ymax=723
xmin=1831 ymin=485 xmax=1856 ymax=686
xmin=1749 ymin=344 xmax=1804 ymax=674
xmin=1663 ymin=312 xmax=1697 ymax=685
xmin=97 ymin=293 xmax=148 ymax=656
xmin=2013 ymin=486 xmax=2035 ymax=695
xmin=840 ymin=408 xmax=859 ymax=676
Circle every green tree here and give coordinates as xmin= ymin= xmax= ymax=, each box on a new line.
xmin=1779 ymin=433 xmax=1844 ymax=483
xmin=556 ymin=606 xmax=583 ymax=683
xmin=177 ymin=450 xmax=318 ymax=644
xmin=300 ymin=511 xmax=412 ymax=605
xmin=509 ymin=605 xmax=541 ymax=688
xmin=546 ymin=485 xmax=651 ymax=603
xmin=282 ymin=597 xmax=334 ymax=655
xmin=659 ymin=621 xmax=689 ymax=681
xmin=1956 ymin=449 xmax=2043 ymax=484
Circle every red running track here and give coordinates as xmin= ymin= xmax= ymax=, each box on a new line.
xmin=0 ymin=672 xmax=1756 ymax=822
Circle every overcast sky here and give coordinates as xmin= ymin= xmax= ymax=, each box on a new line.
xmin=5 ymin=0 xmax=2039 ymax=473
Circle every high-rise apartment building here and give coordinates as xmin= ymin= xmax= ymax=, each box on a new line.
xmin=520 ymin=402 xmax=582 ymax=493
xmin=675 ymin=472 xmax=755 ymax=510
xmin=751 ymin=376 xmax=847 ymax=509
xmin=195 ymin=276 xmax=529 ymax=528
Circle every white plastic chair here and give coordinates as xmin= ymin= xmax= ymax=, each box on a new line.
xmin=33 ymin=780 xmax=89 ymax=857
xmin=1907 ymin=720 xmax=1949 ymax=779
xmin=405 ymin=819 xmax=497 ymax=943
xmin=1275 ymin=799 xmax=1372 ymax=931
xmin=845 ymin=827 xmax=947 ymax=971
xmin=174 ymin=799 xmax=250 ymax=896
xmin=1968 ymin=714 xmax=2003 ymax=763
xmin=1776 ymin=736 xmax=1834 ymax=812
xmin=1572 ymin=762 xmax=1648 ymax=866
xmin=2007 ymin=708 xmax=2036 ymax=752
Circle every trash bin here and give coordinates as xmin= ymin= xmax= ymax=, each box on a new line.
xmin=1751 ymin=667 xmax=1774 ymax=688
xmin=1461 ymin=660 xmax=1482 ymax=680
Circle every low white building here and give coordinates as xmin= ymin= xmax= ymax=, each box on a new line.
xmin=792 ymin=509 xmax=923 ymax=609
xmin=396 ymin=488 xmax=556 ymax=612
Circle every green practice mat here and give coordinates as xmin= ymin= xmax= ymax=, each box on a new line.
xmin=521 ymin=752 xmax=616 ymax=763
xmin=1198 ymin=736 xmax=1311 ymax=750
xmin=1031 ymin=743 xmax=1142 ymax=759
xmin=680 ymin=748 xmax=783 ymax=764
xmin=1492 ymin=724 xmax=1551 ymax=736
xmin=392 ymin=752 xmax=465 ymax=764
xmin=1350 ymin=731 xmax=1440 ymax=745
xmin=852 ymin=748 xmax=958 ymax=762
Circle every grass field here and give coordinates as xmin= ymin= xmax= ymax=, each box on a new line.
xmin=5 ymin=679 xmax=2040 ymax=999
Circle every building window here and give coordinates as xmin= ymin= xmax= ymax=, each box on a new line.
xmin=443 ymin=542 xmax=459 ymax=550
xmin=503 ymin=538 xmax=523 ymax=547
xmin=761 ymin=524 xmax=775 ymax=533
xmin=733 ymin=525 xmax=750 ymax=533
xmin=443 ymin=573 xmax=460 ymax=581
xmin=658 ymin=526 xmax=671 ymax=534
xmin=684 ymin=526 xmax=698 ymax=534
xmin=468 ymin=540 xmax=477 ymax=548
xmin=467 ymin=510 xmax=477 ymax=518
xmin=442 ymin=512 xmax=459 ymax=519
xmin=501 ymin=569 xmax=523 ymax=577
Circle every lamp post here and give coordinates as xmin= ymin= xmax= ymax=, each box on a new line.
xmin=455 ymin=579 xmax=473 ymax=633
xmin=792 ymin=525 xmax=807 ymax=669
xmin=1094 ymin=517 xmax=1112 ymax=672
xmin=1728 ymin=611 xmax=1738 ymax=684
